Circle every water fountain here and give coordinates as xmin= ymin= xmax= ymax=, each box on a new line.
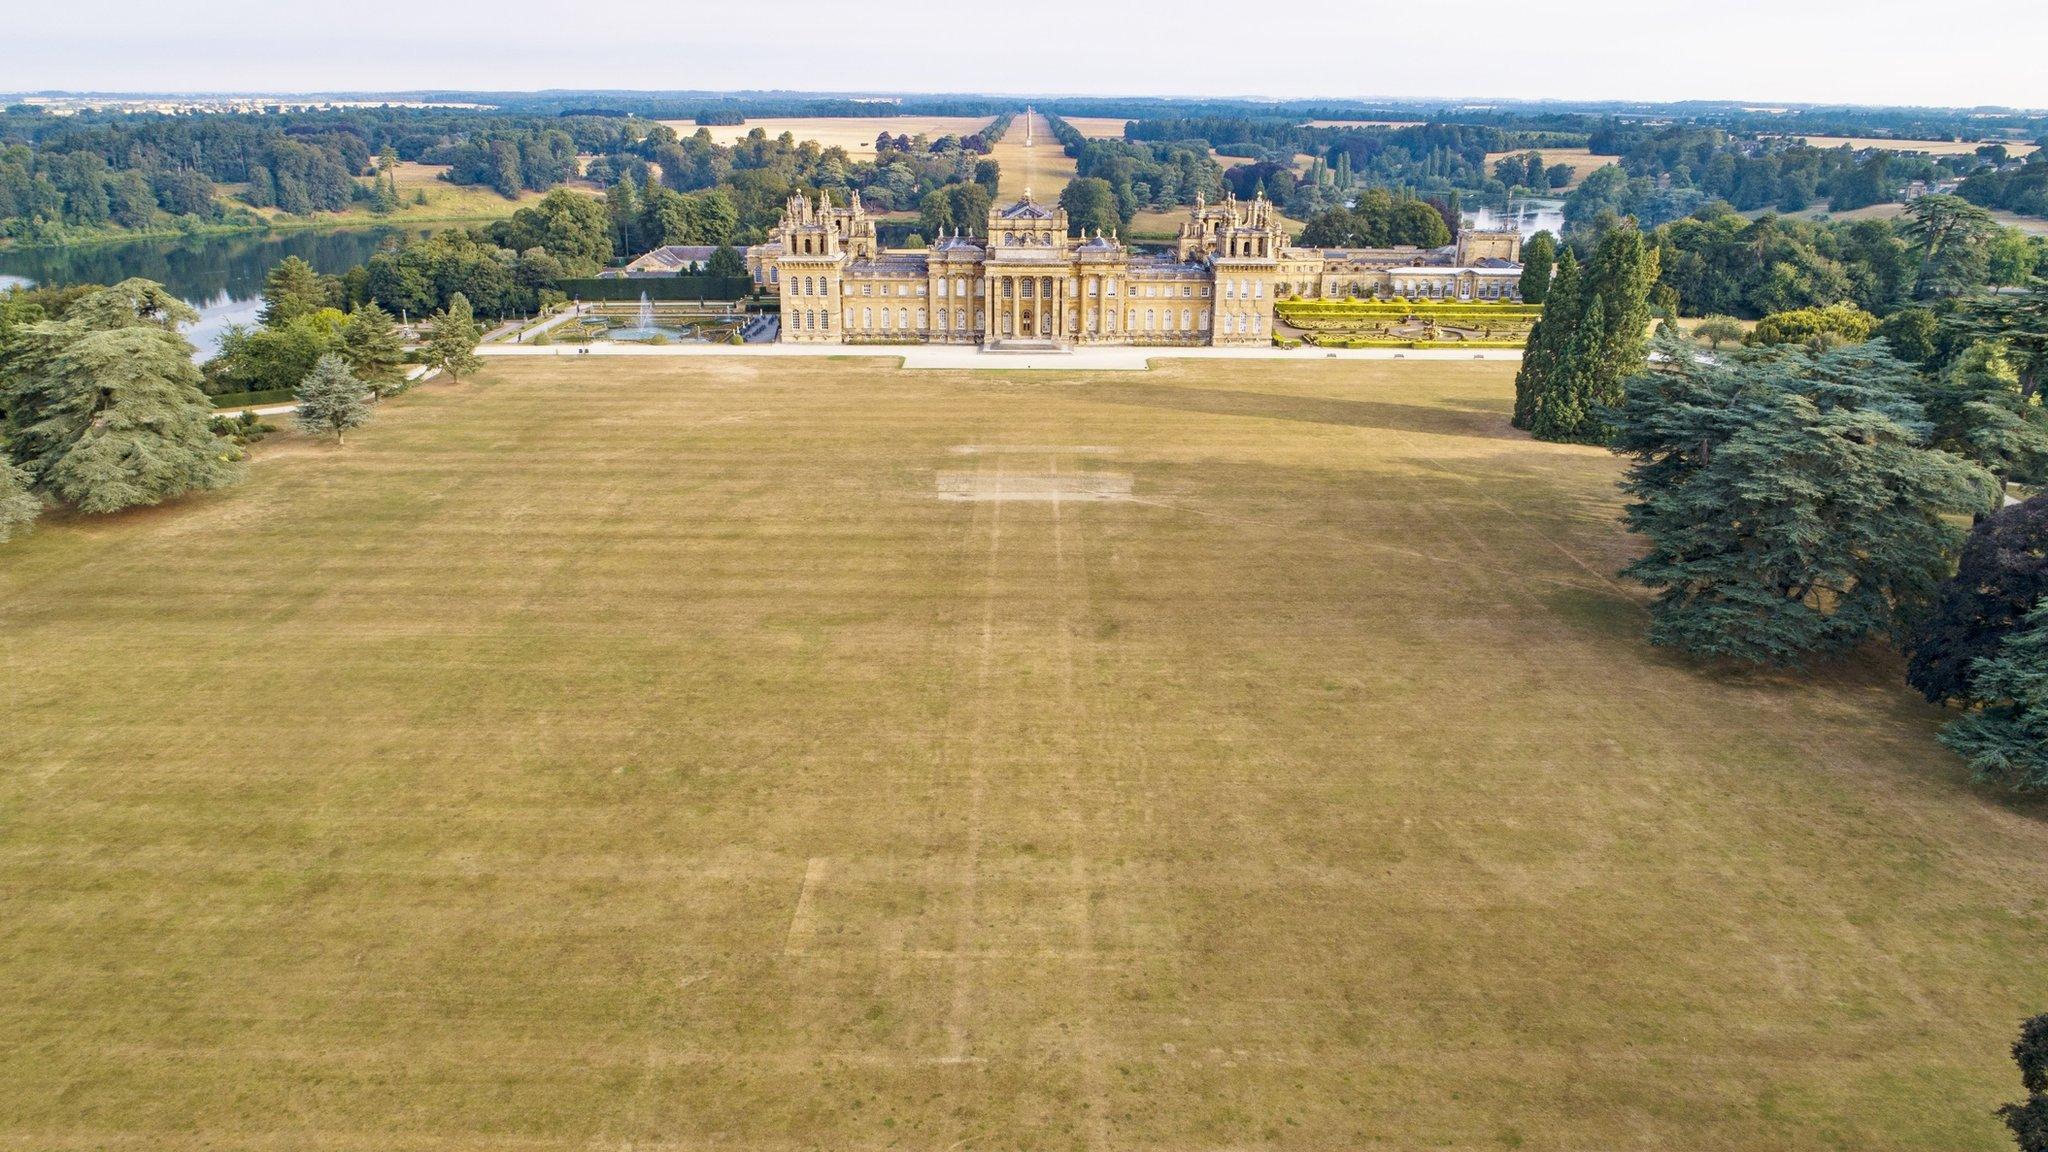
xmin=609 ymin=290 xmax=681 ymax=341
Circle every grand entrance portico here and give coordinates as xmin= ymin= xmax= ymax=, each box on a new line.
xmin=984 ymin=271 xmax=1069 ymax=345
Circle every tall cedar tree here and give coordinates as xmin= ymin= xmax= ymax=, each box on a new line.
xmin=427 ymin=293 xmax=483 ymax=383
xmin=0 ymin=459 xmax=38 ymax=542
xmin=1513 ymin=249 xmax=1580 ymax=429
xmin=1514 ymin=224 xmax=1659 ymax=443
xmin=1940 ymin=598 xmax=2048 ymax=791
xmin=1518 ymin=232 xmax=1556 ymax=305
xmin=1611 ymin=336 xmax=1997 ymax=666
xmin=1909 ymin=494 xmax=2048 ymax=704
xmin=339 ymin=303 xmax=408 ymax=395
xmin=1903 ymin=342 xmax=2048 ymax=492
xmin=1953 ymin=273 xmax=2048 ymax=404
xmin=258 ymin=256 xmax=330 ymax=328
xmin=293 ymin=354 xmax=373 ymax=445
xmin=1 ymin=279 xmax=240 ymax=514
xmin=2001 ymin=1015 xmax=2048 ymax=1152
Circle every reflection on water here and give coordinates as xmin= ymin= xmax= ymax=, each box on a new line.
xmin=1463 ymin=199 xmax=1565 ymax=240
xmin=0 ymin=227 xmax=434 ymax=358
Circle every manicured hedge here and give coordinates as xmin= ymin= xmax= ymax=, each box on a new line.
xmin=1277 ymin=300 xmax=1540 ymax=321
xmin=559 ymin=277 xmax=758 ymax=302
xmin=1305 ymin=336 xmax=1527 ymax=350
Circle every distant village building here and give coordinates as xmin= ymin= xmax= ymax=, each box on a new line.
xmin=750 ymin=190 xmax=1524 ymax=348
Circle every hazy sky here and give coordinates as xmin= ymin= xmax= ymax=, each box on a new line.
xmin=6 ymin=0 xmax=2045 ymax=108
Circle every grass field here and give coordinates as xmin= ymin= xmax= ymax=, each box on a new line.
xmin=1064 ymin=116 xmax=1135 ymax=140
xmin=1485 ymin=148 xmax=1610 ymax=191
xmin=6 ymin=356 xmax=2048 ymax=1150
xmin=663 ymin=116 xmax=997 ymax=157
xmin=1753 ymin=202 xmax=2048 ymax=237
xmin=1775 ymin=136 xmax=2040 ymax=158
xmin=991 ymin=110 xmax=1078 ymax=202
xmin=224 ymin=162 xmax=596 ymax=230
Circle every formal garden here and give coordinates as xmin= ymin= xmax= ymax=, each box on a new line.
xmin=1274 ymin=297 xmax=1540 ymax=349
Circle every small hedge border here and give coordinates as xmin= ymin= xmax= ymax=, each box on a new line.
xmin=1305 ymin=336 xmax=1527 ymax=350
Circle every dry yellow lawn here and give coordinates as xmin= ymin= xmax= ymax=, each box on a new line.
xmin=5 ymin=355 xmax=2048 ymax=1151
xmin=991 ymin=110 xmax=1078 ymax=202
xmin=1781 ymin=136 xmax=2039 ymax=157
xmin=664 ymin=116 xmax=997 ymax=157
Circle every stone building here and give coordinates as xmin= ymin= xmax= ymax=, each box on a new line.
xmin=748 ymin=188 xmax=1523 ymax=348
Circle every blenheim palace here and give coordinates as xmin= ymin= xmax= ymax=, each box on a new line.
xmin=746 ymin=188 xmax=1525 ymax=349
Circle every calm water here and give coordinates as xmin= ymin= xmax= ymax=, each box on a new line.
xmin=1463 ymin=199 xmax=1566 ymax=240
xmin=0 ymin=227 xmax=434 ymax=358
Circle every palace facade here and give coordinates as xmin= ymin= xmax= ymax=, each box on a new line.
xmin=747 ymin=189 xmax=1523 ymax=349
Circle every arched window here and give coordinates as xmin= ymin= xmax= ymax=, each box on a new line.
xmin=821 ymin=312 xmax=830 ymax=330
xmin=1224 ymin=315 xmax=1235 ymax=335
xmin=1181 ymin=309 xmax=1191 ymax=331
xmin=975 ymin=308 xmax=985 ymax=328
xmin=1146 ymin=309 xmax=1156 ymax=331
xmin=899 ymin=308 xmax=909 ymax=330
xmin=916 ymin=308 xmax=926 ymax=329
xmin=881 ymin=308 xmax=892 ymax=330
xmin=863 ymin=307 xmax=873 ymax=329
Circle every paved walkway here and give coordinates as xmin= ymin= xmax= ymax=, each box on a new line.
xmin=476 ymin=341 xmax=1522 ymax=372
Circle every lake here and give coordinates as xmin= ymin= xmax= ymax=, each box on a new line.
xmin=0 ymin=227 xmax=435 ymax=358
xmin=1463 ymin=199 xmax=1566 ymax=240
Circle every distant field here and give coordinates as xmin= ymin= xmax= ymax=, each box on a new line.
xmin=1783 ymin=135 xmax=2039 ymax=157
xmin=5 ymin=353 xmax=2046 ymax=1150
xmin=1063 ymin=116 xmax=1134 ymax=140
xmin=666 ymin=116 xmax=996 ymax=156
xmin=1989 ymin=209 xmax=2048 ymax=236
xmin=1485 ymin=147 xmax=1610 ymax=190
xmin=224 ymin=161 xmax=592 ymax=228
